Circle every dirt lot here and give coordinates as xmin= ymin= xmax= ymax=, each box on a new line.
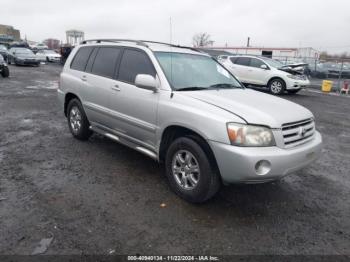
xmin=0 ymin=64 xmax=349 ymax=256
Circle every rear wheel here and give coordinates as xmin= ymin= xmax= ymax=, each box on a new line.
xmin=1 ymin=66 xmax=9 ymax=77
xmin=165 ymin=137 xmax=221 ymax=203
xmin=67 ymin=99 xmax=92 ymax=140
xmin=287 ymin=89 xmax=301 ymax=94
xmin=268 ymin=78 xmax=285 ymax=95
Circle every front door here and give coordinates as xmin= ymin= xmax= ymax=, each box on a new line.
xmin=108 ymin=48 xmax=159 ymax=149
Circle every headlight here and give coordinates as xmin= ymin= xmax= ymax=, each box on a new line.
xmin=227 ymin=123 xmax=275 ymax=147
xmin=287 ymin=74 xmax=302 ymax=80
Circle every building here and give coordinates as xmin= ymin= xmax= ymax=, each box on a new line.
xmin=43 ymin=38 xmax=60 ymax=49
xmin=0 ymin=24 xmax=21 ymax=43
xmin=66 ymin=30 xmax=84 ymax=45
xmin=205 ymin=46 xmax=320 ymax=62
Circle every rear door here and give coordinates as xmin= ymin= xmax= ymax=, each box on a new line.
xmin=83 ymin=46 xmax=122 ymax=127
xmin=109 ymin=48 xmax=159 ymax=149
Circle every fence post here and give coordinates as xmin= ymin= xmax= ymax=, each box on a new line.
xmin=338 ymin=61 xmax=344 ymax=93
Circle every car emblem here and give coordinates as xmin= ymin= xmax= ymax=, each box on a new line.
xmin=299 ymin=127 xmax=307 ymax=137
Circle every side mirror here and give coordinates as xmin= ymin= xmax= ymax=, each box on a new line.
xmin=135 ymin=74 xmax=158 ymax=92
xmin=260 ymin=64 xmax=268 ymax=70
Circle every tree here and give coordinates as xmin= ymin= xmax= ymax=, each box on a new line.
xmin=192 ymin=33 xmax=214 ymax=47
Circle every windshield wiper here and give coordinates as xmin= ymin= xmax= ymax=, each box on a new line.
xmin=209 ymin=83 xmax=241 ymax=89
xmin=176 ymin=86 xmax=208 ymax=91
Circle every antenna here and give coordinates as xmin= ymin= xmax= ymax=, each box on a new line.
xmin=170 ymin=17 xmax=173 ymax=87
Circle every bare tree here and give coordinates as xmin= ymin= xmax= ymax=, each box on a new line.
xmin=192 ymin=33 xmax=214 ymax=47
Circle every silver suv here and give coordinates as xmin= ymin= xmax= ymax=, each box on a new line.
xmin=58 ymin=39 xmax=322 ymax=203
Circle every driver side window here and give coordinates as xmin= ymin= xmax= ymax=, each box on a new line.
xmin=250 ymin=58 xmax=266 ymax=68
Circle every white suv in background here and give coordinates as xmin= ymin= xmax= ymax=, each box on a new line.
xmin=219 ymin=55 xmax=310 ymax=95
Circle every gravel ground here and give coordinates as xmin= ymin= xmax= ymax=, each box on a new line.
xmin=0 ymin=64 xmax=349 ymax=256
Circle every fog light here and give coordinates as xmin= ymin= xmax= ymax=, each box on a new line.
xmin=255 ymin=160 xmax=271 ymax=176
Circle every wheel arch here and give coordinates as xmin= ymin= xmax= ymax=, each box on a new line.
xmin=64 ymin=92 xmax=81 ymax=117
xmin=158 ymin=125 xmax=220 ymax=176
xmin=267 ymin=76 xmax=286 ymax=87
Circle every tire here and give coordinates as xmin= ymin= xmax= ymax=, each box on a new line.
xmin=287 ymin=89 xmax=301 ymax=94
xmin=268 ymin=78 xmax=285 ymax=95
xmin=165 ymin=137 xmax=221 ymax=203
xmin=67 ymin=99 xmax=92 ymax=140
xmin=1 ymin=66 xmax=9 ymax=77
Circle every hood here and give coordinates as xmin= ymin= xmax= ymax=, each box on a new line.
xmin=279 ymin=63 xmax=308 ymax=75
xmin=180 ymin=89 xmax=313 ymax=128
xmin=47 ymin=53 xmax=61 ymax=58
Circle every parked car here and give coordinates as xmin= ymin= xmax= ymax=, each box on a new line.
xmin=219 ymin=55 xmax=310 ymax=94
xmin=36 ymin=49 xmax=62 ymax=62
xmin=0 ymin=45 xmax=9 ymax=62
xmin=58 ymin=39 xmax=322 ymax=203
xmin=0 ymin=54 xmax=9 ymax=77
xmin=8 ymin=48 xmax=40 ymax=66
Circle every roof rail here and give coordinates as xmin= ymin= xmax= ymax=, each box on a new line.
xmin=140 ymin=40 xmax=202 ymax=53
xmin=80 ymin=39 xmax=203 ymax=53
xmin=81 ymin=39 xmax=148 ymax=47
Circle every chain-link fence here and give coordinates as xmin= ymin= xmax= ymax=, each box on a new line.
xmin=206 ymin=47 xmax=350 ymax=93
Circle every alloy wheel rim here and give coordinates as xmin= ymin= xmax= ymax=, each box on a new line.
xmin=172 ymin=150 xmax=200 ymax=190
xmin=69 ymin=106 xmax=82 ymax=133
xmin=271 ymin=81 xmax=282 ymax=93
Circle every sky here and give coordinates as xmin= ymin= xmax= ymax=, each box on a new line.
xmin=1 ymin=0 xmax=350 ymax=54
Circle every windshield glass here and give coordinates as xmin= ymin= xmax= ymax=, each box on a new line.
xmin=262 ymin=57 xmax=285 ymax=68
xmin=16 ymin=49 xmax=34 ymax=55
xmin=155 ymin=52 xmax=242 ymax=90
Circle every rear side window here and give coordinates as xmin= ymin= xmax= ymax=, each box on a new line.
xmin=70 ymin=47 xmax=93 ymax=71
xmin=235 ymin=57 xmax=251 ymax=66
xmin=91 ymin=47 xmax=121 ymax=78
xmin=250 ymin=58 xmax=266 ymax=68
xmin=118 ymin=49 xmax=156 ymax=84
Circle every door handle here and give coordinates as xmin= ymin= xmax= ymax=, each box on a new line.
xmin=111 ymin=85 xmax=121 ymax=91
xmin=81 ymin=75 xmax=87 ymax=82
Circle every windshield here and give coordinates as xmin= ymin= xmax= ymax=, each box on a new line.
xmin=155 ymin=52 xmax=242 ymax=91
xmin=16 ymin=49 xmax=34 ymax=55
xmin=262 ymin=58 xmax=285 ymax=68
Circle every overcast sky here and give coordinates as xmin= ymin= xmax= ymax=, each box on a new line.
xmin=1 ymin=0 xmax=349 ymax=53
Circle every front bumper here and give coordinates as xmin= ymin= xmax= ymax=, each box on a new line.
xmin=285 ymin=78 xmax=310 ymax=90
xmin=209 ymin=131 xmax=322 ymax=184
xmin=16 ymin=59 xmax=39 ymax=65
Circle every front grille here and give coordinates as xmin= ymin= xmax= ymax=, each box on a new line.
xmin=282 ymin=118 xmax=315 ymax=148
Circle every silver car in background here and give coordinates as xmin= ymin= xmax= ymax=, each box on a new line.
xmin=58 ymin=39 xmax=322 ymax=203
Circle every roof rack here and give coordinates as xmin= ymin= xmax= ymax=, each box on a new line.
xmin=80 ymin=39 xmax=148 ymax=47
xmin=80 ymin=39 xmax=202 ymax=53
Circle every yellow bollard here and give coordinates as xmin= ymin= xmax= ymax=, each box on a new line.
xmin=322 ymin=80 xmax=333 ymax=92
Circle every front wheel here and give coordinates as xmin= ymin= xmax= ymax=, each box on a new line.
xmin=287 ymin=89 xmax=301 ymax=94
xmin=165 ymin=137 xmax=221 ymax=203
xmin=1 ymin=66 xmax=9 ymax=77
xmin=67 ymin=99 xmax=92 ymax=140
xmin=268 ymin=78 xmax=285 ymax=95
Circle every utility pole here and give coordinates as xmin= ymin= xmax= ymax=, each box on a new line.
xmin=247 ymin=37 xmax=250 ymax=47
